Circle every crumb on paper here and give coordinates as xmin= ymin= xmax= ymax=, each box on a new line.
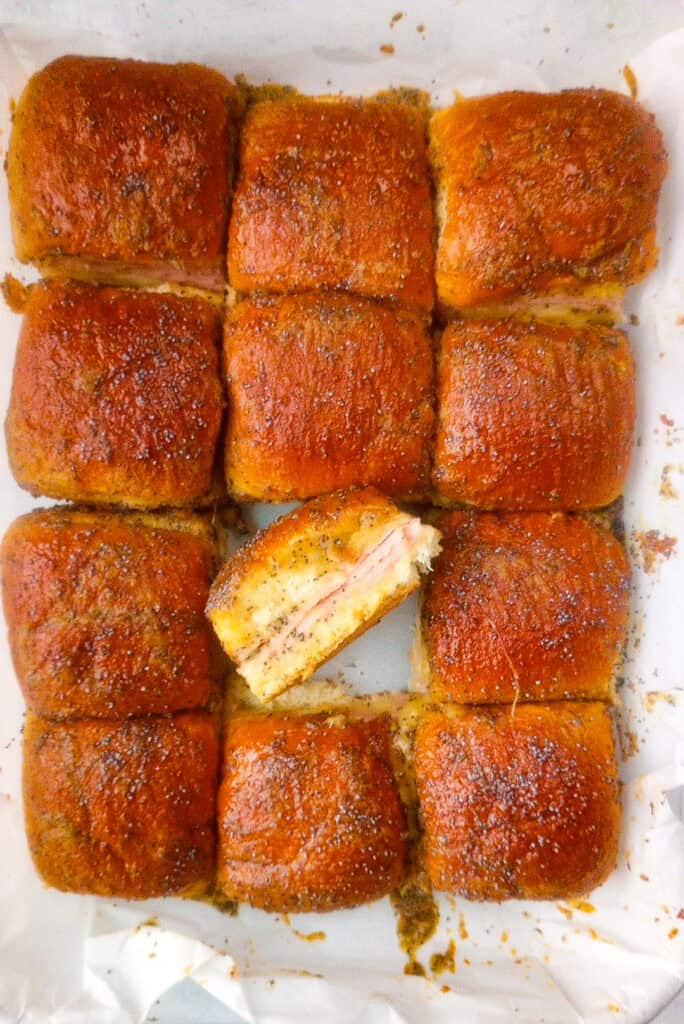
xmin=669 ymin=928 xmax=679 ymax=939
xmin=557 ymin=904 xmax=574 ymax=921
xmin=380 ymin=43 xmax=395 ymax=55
xmin=458 ymin=912 xmax=469 ymax=940
xmin=632 ymin=529 xmax=678 ymax=574
xmin=390 ymin=11 xmax=403 ymax=27
xmin=500 ymin=930 xmax=509 ymax=943
xmin=629 ymin=313 xmax=640 ymax=326
xmin=568 ymin=899 xmax=596 ymax=914
xmin=429 ymin=938 xmax=456 ymax=976
xmin=644 ymin=690 xmax=679 ymax=711
xmin=440 ymin=984 xmax=451 ymax=993
xmin=608 ymin=1004 xmax=622 ymax=1014
xmin=640 ymin=873 xmax=650 ymax=882
xmin=623 ymin=64 xmax=638 ymax=98
xmin=417 ymin=23 xmax=425 ymax=33
xmin=660 ymin=464 xmax=680 ymax=500
xmin=661 ymin=414 xmax=675 ymax=428
xmin=291 ymin=927 xmax=326 ymax=943
xmin=676 ymin=316 xmax=684 ymax=325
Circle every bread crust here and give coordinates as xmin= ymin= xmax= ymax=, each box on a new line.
xmin=433 ymin=318 xmax=636 ymax=509
xmin=8 ymin=56 xmax=238 ymax=289
xmin=2 ymin=507 xmax=217 ymax=719
xmin=421 ymin=511 xmax=630 ymax=704
xmin=217 ymin=710 xmax=408 ymax=911
xmin=431 ymin=89 xmax=666 ymax=311
xmin=224 ymin=293 xmax=435 ymax=501
xmin=23 ymin=711 xmax=218 ymax=898
xmin=414 ymin=702 xmax=621 ymax=900
xmin=5 ymin=280 xmax=223 ymax=508
xmin=228 ymin=95 xmax=434 ymax=309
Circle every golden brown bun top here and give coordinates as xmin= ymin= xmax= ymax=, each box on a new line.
xmin=422 ymin=511 xmax=631 ymax=704
xmin=8 ymin=56 xmax=238 ymax=267
xmin=224 ymin=292 xmax=435 ymax=502
xmin=5 ymin=279 xmax=223 ymax=508
xmin=431 ymin=89 xmax=667 ymax=307
xmin=207 ymin=487 xmax=411 ymax=660
xmin=433 ymin=318 xmax=636 ymax=510
xmin=415 ymin=702 xmax=620 ymax=901
xmin=217 ymin=709 xmax=407 ymax=912
xmin=228 ymin=95 xmax=434 ymax=309
xmin=23 ymin=711 xmax=218 ymax=899
xmin=1 ymin=506 xmax=217 ymax=719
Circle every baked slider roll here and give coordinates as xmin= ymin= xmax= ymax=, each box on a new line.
xmin=1 ymin=508 xmax=217 ymax=719
xmin=224 ymin=293 xmax=434 ymax=502
xmin=6 ymin=280 xmax=223 ymax=508
xmin=414 ymin=702 xmax=621 ymax=901
xmin=23 ymin=711 xmax=218 ymax=898
xmin=433 ymin=319 xmax=636 ymax=510
xmin=217 ymin=707 xmax=407 ymax=911
xmin=431 ymin=89 xmax=666 ymax=319
xmin=228 ymin=95 xmax=434 ymax=310
xmin=206 ymin=488 xmax=441 ymax=702
xmin=418 ymin=511 xmax=630 ymax=704
xmin=8 ymin=56 xmax=239 ymax=290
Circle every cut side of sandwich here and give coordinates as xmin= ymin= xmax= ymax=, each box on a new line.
xmin=206 ymin=487 xmax=441 ymax=702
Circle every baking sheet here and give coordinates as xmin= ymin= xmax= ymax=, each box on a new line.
xmin=1 ymin=2 xmax=684 ymax=1022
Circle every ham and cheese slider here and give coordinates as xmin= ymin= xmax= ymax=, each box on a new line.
xmin=206 ymin=488 xmax=441 ymax=702
xmin=414 ymin=702 xmax=621 ymax=900
xmin=8 ymin=56 xmax=239 ymax=290
xmin=217 ymin=700 xmax=408 ymax=911
xmin=228 ymin=94 xmax=434 ymax=310
xmin=1 ymin=507 xmax=218 ymax=719
xmin=224 ymin=293 xmax=434 ymax=502
xmin=417 ymin=511 xmax=630 ymax=705
xmin=433 ymin=319 xmax=636 ymax=510
xmin=5 ymin=280 xmax=223 ymax=508
xmin=431 ymin=89 xmax=666 ymax=320
xmin=23 ymin=711 xmax=218 ymax=899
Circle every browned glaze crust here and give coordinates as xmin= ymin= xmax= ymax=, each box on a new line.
xmin=217 ymin=711 xmax=408 ymax=911
xmin=8 ymin=56 xmax=238 ymax=289
xmin=431 ymin=89 xmax=667 ymax=310
xmin=23 ymin=711 xmax=218 ymax=898
xmin=228 ymin=95 xmax=434 ymax=309
xmin=421 ymin=512 xmax=630 ymax=704
xmin=433 ymin=319 xmax=636 ymax=509
xmin=5 ymin=280 xmax=223 ymax=508
xmin=224 ymin=293 xmax=435 ymax=501
xmin=414 ymin=702 xmax=620 ymax=900
xmin=1 ymin=507 xmax=217 ymax=719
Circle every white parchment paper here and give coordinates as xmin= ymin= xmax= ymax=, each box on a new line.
xmin=0 ymin=3 xmax=683 ymax=1022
